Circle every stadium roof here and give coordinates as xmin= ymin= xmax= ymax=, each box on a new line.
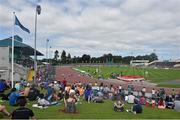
xmin=0 ymin=35 xmax=43 ymax=56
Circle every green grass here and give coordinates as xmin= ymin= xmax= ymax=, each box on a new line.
xmin=157 ymin=84 xmax=180 ymax=88
xmin=1 ymin=100 xmax=180 ymax=119
xmin=76 ymin=66 xmax=180 ymax=84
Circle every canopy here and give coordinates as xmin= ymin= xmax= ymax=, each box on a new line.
xmin=0 ymin=35 xmax=43 ymax=56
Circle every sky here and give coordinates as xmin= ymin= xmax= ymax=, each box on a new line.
xmin=0 ymin=0 xmax=180 ymax=60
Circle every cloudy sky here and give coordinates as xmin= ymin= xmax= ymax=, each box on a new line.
xmin=0 ymin=0 xmax=180 ymax=60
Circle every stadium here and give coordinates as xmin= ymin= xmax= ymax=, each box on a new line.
xmin=0 ymin=0 xmax=180 ymax=119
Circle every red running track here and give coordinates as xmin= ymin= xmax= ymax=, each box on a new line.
xmin=55 ymin=66 xmax=180 ymax=94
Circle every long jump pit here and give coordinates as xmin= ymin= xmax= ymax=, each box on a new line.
xmin=117 ymin=75 xmax=145 ymax=82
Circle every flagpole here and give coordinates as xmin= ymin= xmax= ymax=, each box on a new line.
xmin=11 ymin=12 xmax=15 ymax=88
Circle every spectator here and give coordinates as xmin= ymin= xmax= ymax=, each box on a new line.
xmin=118 ymin=85 xmax=122 ymax=93
xmin=78 ymin=86 xmax=84 ymax=97
xmin=171 ymin=89 xmax=175 ymax=100
xmin=176 ymin=91 xmax=180 ymax=100
xmin=109 ymin=85 xmax=115 ymax=99
xmin=141 ymin=87 xmax=146 ymax=96
xmin=22 ymin=83 xmax=30 ymax=97
xmin=45 ymin=83 xmax=54 ymax=102
xmin=9 ymin=88 xmax=21 ymax=106
xmin=15 ymin=82 xmax=21 ymax=91
xmin=0 ymin=80 xmax=6 ymax=93
xmin=0 ymin=104 xmax=10 ymax=117
xmin=158 ymin=97 xmax=166 ymax=109
xmin=132 ymin=99 xmax=143 ymax=114
xmin=11 ymin=96 xmax=36 ymax=120
xmin=64 ymin=93 xmax=77 ymax=113
xmin=120 ymin=88 xmax=125 ymax=101
xmin=151 ymin=98 xmax=156 ymax=108
xmin=53 ymin=81 xmax=60 ymax=92
xmin=127 ymin=92 xmax=135 ymax=104
xmin=84 ymin=84 xmax=92 ymax=103
xmin=152 ymin=88 xmax=156 ymax=98
xmin=165 ymin=95 xmax=174 ymax=109
xmin=139 ymin=96 xmax=146 ymax=105
xmin=28 ymin=84 xmax=40 ymax=101
xmin=114 ymin=101 xmax=124 ymax=112
xmin=38 ymin=94 xmax=58 ymax=107
xmin=127 ymin=85 xmax=134 ymax=95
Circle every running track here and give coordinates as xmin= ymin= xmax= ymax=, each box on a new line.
xmin=55 ymin=66 xmax=180 ymax=94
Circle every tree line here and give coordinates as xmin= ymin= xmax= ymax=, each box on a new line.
xmin=41 ymin=50 xmax=158 ymax=65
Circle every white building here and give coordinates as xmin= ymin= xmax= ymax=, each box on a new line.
xmin=130 ymin=60 xmax=149 ymax=67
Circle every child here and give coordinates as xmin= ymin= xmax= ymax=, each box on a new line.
xmin=11 ymin=96 xmax=36 ymax=119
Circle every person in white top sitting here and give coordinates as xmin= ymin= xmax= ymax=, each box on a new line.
xmin=152 ymin=88 xmax=156 ymax=98
xmin=127 ymin=92 xmax=135 ymax=104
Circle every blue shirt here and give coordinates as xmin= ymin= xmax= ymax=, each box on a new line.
xmin=47 ymin=87 xmax=53 ymax=97
xmin=85 ymin=89 xmax=92 ymax=97
xmin=0 ymin=81 xmax=5 ymax=92
xmin=9 ymin=92 xmax=21 ymax=106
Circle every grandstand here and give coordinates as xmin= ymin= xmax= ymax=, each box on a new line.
xmin=174 ymin=60 xmax=180 ymax=68
xmin=130 ymin=60 xmax=149 ymax=67
xmin=148 ymin=60 xmax=177 ymax=68
xmin=0 ymin=35 xmax=43 ymax=81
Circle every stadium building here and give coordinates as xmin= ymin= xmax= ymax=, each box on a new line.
xmin=148 ymin=60 xmax=180 ymax=68
xmin=0 ymin=35 xmax=43 ymax=81
xmin=130 ymin=60 xmax=149 ymax=67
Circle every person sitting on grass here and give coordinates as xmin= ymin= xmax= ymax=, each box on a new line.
xmin=22 ymin=83 xmax=30 ymax=97
xmin=132 ymin=99 xmax=142 ymax=114
xmin=126 ymin=99 xmax=142 ymax=114
xmin=9 ymin=88 xmax=21 ymax=106
xmin=165 ymin=95 xmax=174 ymax=109
xmin=158 ymin=97 xmax=166 ymax=109
xmin=151 ymin=98 xmax=156 ymax=108
xmin=114 ymin=101 xmax=124 ymax=112
xmin=64 ymin=93 xmax=77 ymax=113
xmin=127 ymin=92 xmax=135 ymax=104
xmin=11 ymin=96 xmax=36 ymax=120
xmin=0 ymin=104 xmax=11 ymax=117
xmin=38 ymin=94 xmax=58 ymax=107
xmin=139 ymin=96 xmax=146 ymax=105
xmin=28 ymin=84 xmax=40 ymax=101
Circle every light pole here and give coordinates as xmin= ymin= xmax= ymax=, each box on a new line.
xmin=34 ymin=5 xmax=41 ymax=84
xmin=46 ymin=39 xmax=49 ymax=62
xmin=49 ymin=46 xmax=52 ymax=64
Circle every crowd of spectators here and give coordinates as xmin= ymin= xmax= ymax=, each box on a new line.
xmin=0 ymin=77 xmax=180 ymax=119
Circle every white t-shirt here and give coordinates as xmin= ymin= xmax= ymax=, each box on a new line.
xmin=152 ymin=90 xmax=155 ymax=94
xmin=119 ymin=86 xmax=122 ymax=90
xmin=69 ymin=89 xmax=75 ymax=94
xmin=127 ymin=95 xmax=135 ymax=104
xmin=142 ymin=88 xmax=146 ymax=92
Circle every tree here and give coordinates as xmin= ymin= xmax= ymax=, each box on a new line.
xmin=54 ymin=50 xmax=59 ymax=61
xmin=149 ymin=53 xmax=158 ymax=62
xmin=82 ymin=54 xmax=91 ymax=63
xmin=61 ymin=50 xmax=66 ymax=64
xmin=51 ymin=50 xmax=60 ymax=65
xmin=66 ymin=53 xmax=72 ymax=64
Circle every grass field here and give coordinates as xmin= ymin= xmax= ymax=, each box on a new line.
xmin=76 ymin=66 xmax=180 ymax=86
xmin=1 ymin=100 xmax=180 ymax=119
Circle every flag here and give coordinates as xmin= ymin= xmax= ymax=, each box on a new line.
xmin=15 ymin=15 xmax=30 ymax=33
